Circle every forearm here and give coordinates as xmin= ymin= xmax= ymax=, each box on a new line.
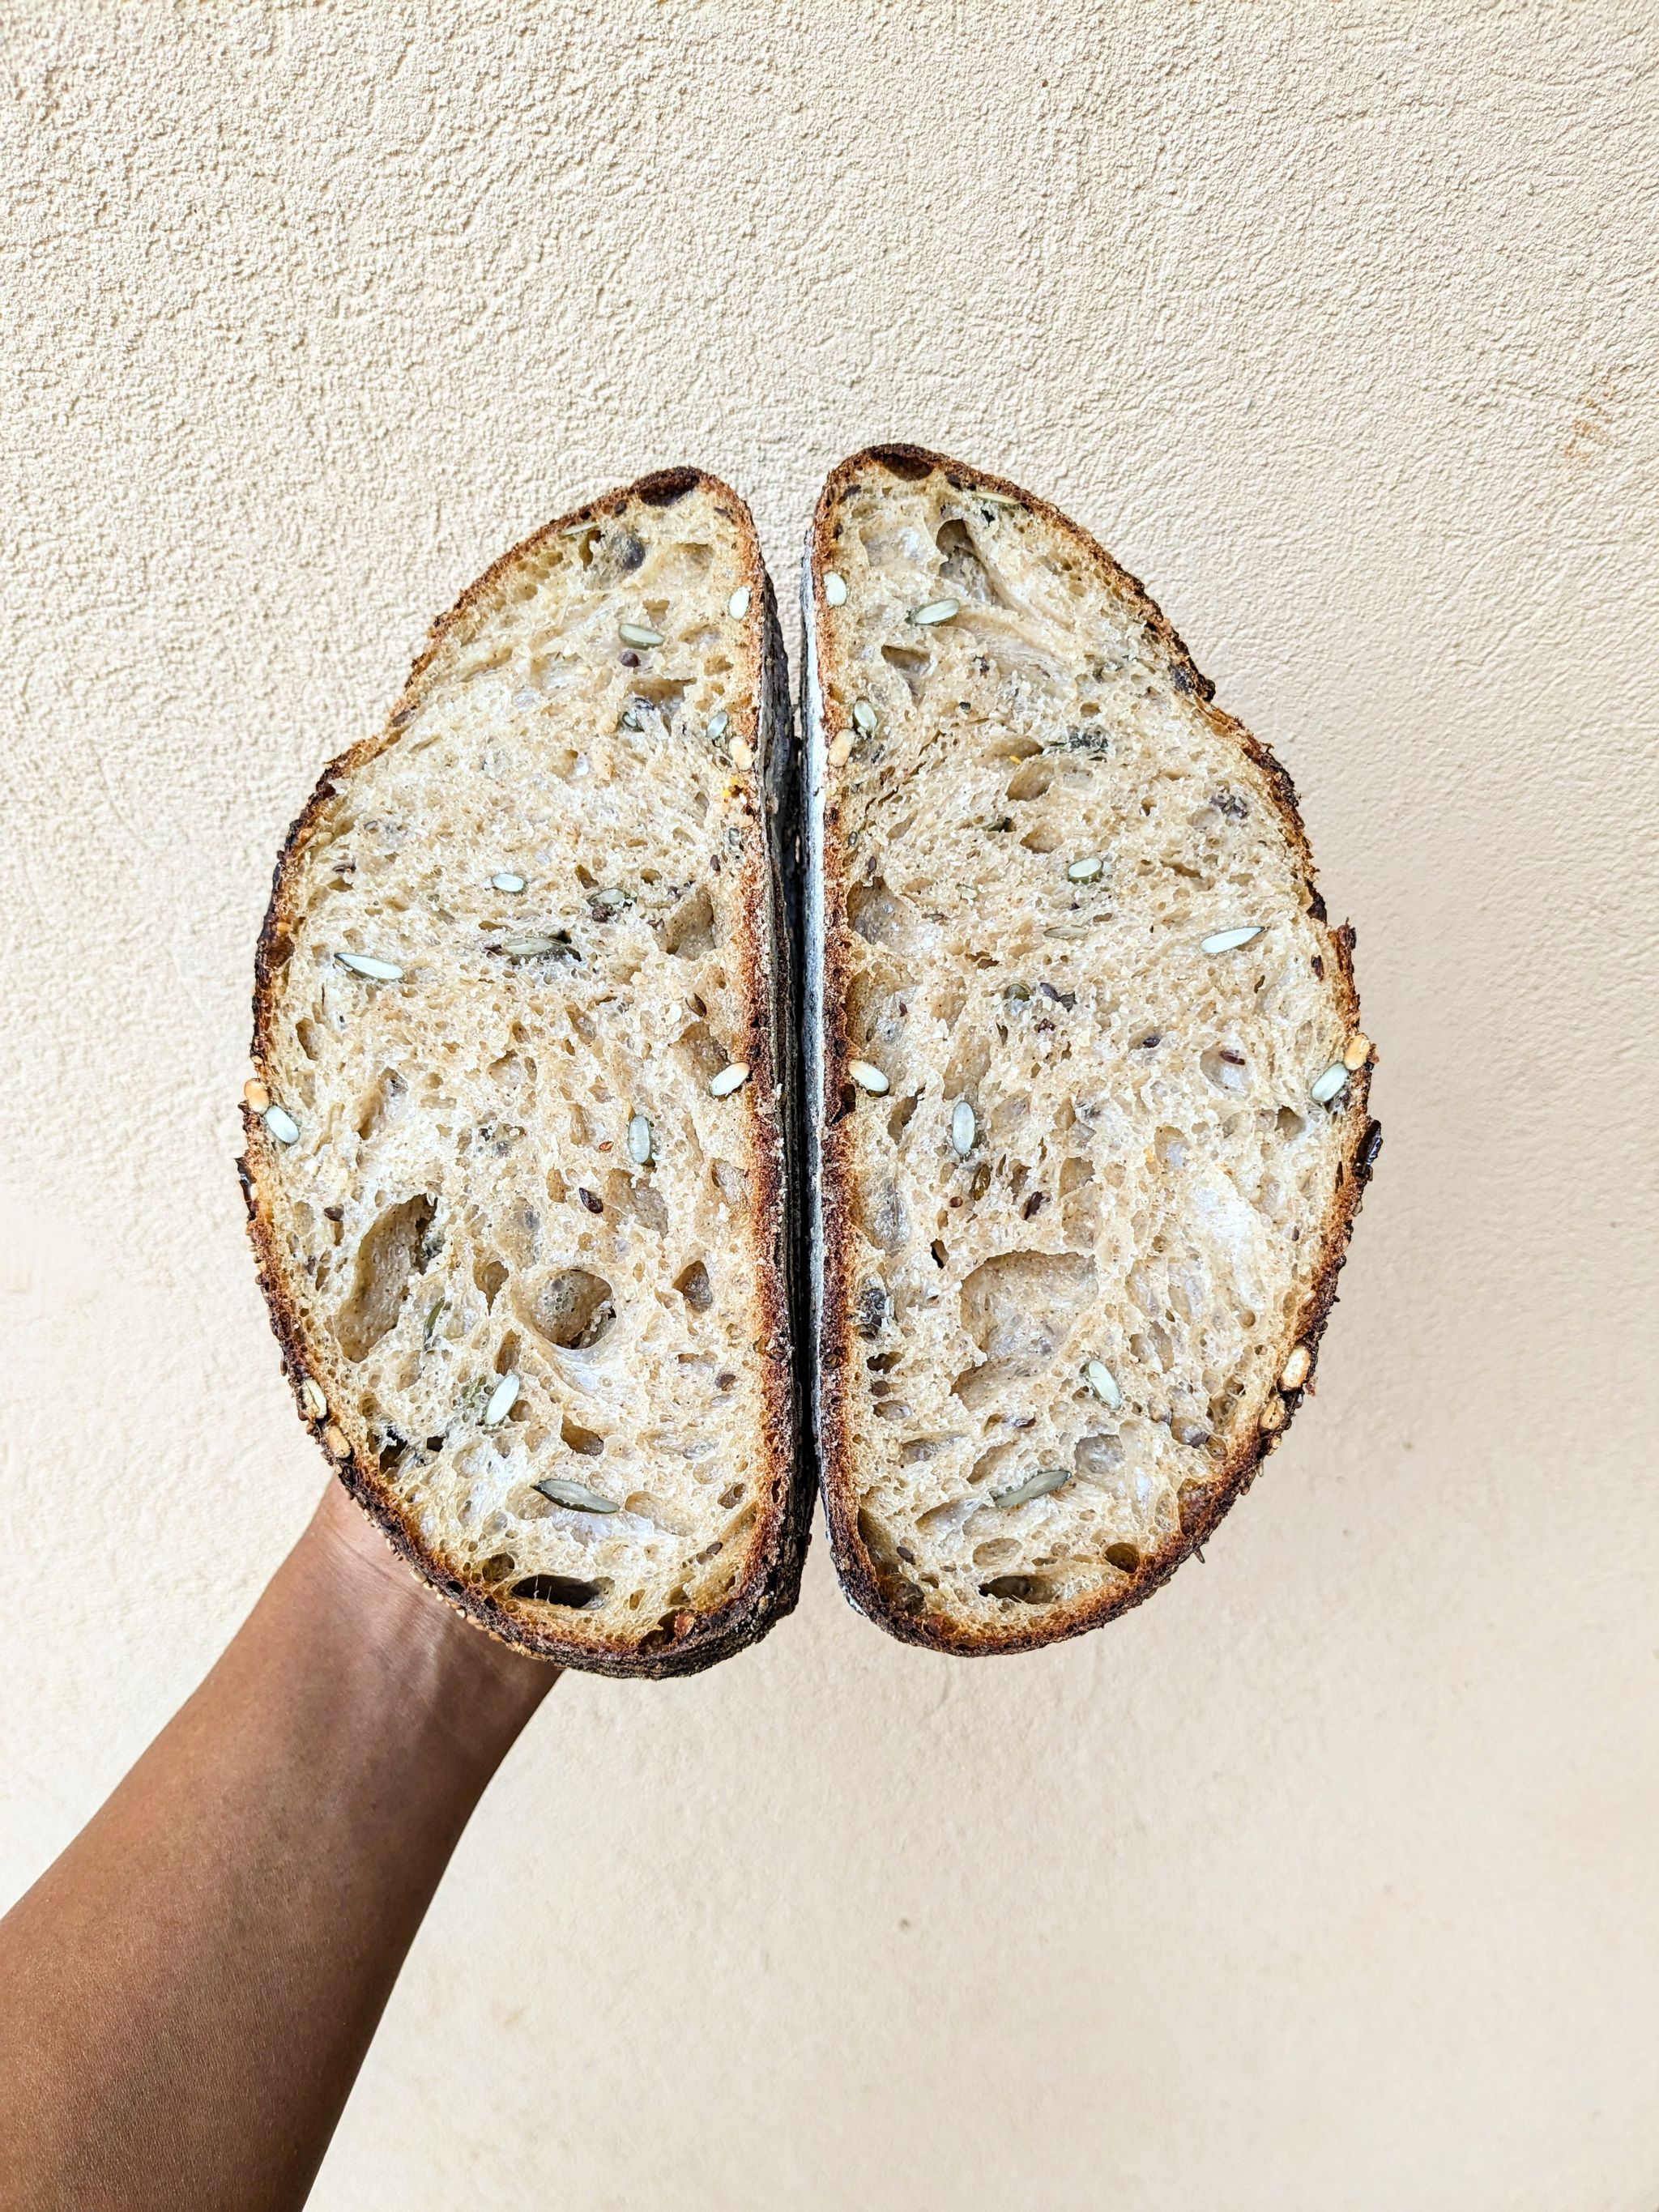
xmin=0 ymin=1484 xmax=556 ymax=2212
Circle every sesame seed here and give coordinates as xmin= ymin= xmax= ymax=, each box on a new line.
xmin=1082 ymin=1359 xmax=1123 ymax=1409
xmin=482 ymin=1374 xmax=520 ymax=1429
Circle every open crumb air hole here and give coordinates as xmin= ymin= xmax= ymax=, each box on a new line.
xmin=526 ymin=1268 xmax=615 ymax=1349
xmin=510 ymin=1574 xmax=608 ymax=1609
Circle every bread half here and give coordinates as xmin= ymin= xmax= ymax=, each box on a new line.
xmin=242 ymin=469 xmax=806 ymax=1677
xmin=803 ymin=445 xmax=1379 ymax=1655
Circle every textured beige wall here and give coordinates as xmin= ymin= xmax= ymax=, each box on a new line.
xmin=2 ymin=2 xmax=1656 ymax=2206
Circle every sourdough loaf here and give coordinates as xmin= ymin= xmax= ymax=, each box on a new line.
xmin=242 ymin=469 xmax=807 ymax=1676
xmin=804 ymin=445 xmax=1379 ymax=1655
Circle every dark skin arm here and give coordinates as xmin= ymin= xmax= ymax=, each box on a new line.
xmin=0 ymin=1482 xmax=556 ymax=2212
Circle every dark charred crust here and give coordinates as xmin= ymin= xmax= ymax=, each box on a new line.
xmin=634 ymin=466 xmax=700 ymax=506
xmin=244 ymin=471 xmax=808 ymax=1678
xmin=864 ymin=443 xmax=936 ymax=481
xmin=807 ymin=442 xmax=1380 ymax=1656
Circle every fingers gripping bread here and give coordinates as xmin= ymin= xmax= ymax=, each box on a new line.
xmin=242 ymin=470 xmax=808 ymax=1677
xmin=804 ymin=445 xmax=1379 ymax=1656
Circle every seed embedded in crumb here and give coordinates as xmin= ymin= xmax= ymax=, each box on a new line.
xmin=627 ymin=1114 xmax=654 ymax=1165
xmin=1082 ymin=1358 xmax=1123 ymax=1409
xmin=336 ymin=953 xmax=405 ymax=982
xmin=1202 ymin=924 xmax=1265 ymax=954
xmin=1344 ymin=1033 xmax=1372 ymax=1070
xmin=322 ymin=1424 xmax=350 ymax=1458
xmin=491 ymin=872 xmax=527 ymax=894
xmin=828 ymin=733 xmax=854 ymax=767
xmin=951 ymin=1099 xmax=976 ymax=1155
xmin=710 ymin=1062 xmax=750 ymax=1097
xmin=730 ymin=737 xmax=753 ymax=771
xmin=847 ymin=1059 xmax=889 ymax=1094
xmin=501 ymin=936 xmax=561 ymax=957
xmin=619 ymin=622 xmax=663 ymax=648
xmin=727 ymin=586 xmax=751 ymax=620
xmin=1067 ymin=856 xmax=1103 ymax=882
xmin=852 ymin=698 xmax=878 ymax=735
xmin=1280 ymin=1344 xmax=1311 ymax=1391
xmin=535 ymin=1476 xmax=620 ymax=1514
xmin=992 ymin=1465 xmax=1070 ymax=1507
xmin=1310 ymin=1062 xmax=1350 ymax=1104
xmin=244 ymin=1078 xmax=271 ymax=1112
xmin=263 ymin=1104 xmax=301 ymax=1145
xmin=578 ymin=1187 xmax=603 ymax=1215
xmin=1259 ymin=1396 xmax=1287 ymax=1433
xmin=707 ymin=710 xmax=730 ymax=741
xmin=482 ymin=1374 xmax=520 ymax=1429
xmin=911 ymin=597 xmax=960 ymax=626
xmin=824 ymin=571 xmax=848 ymax=606
xmin=300 ymin=1377 xmax=327 ymax=1421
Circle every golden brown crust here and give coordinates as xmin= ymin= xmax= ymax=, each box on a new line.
xmin=808 ymin=443 xmax=1379 ymax=1656
xmin=243 ymin=471 xmax=808 ymax=1678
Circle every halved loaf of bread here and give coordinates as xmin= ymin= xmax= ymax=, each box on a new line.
xmin=242 ymin=468 xmax=807 ymax=1677
xmin=803 ymin=445 xmax=1380 ymax=1655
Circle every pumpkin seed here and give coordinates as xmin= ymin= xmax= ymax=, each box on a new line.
xmin=535 ymin=1476 xmax=620 ymax=1514
xmin=992 ymin=1466 xmax=1070 ymax=1507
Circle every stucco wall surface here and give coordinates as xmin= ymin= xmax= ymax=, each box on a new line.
xmin=2 ymin=3 xmax=1656 ymax=2206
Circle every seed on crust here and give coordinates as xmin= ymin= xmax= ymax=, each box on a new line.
xmin=244 ymin=1077 xmax=271 ymax=1112
xmin=730 ymin=737 xmax=753 ymax=771
xmin=1344 ymin=1032 xmax=1372 ymax=1070
xmin=1280 ymin=1344 xmax=1311 ymax=1392
xmin=1310 ymin=1062 xmax=1350 ymax=1104
xmin=322 ymin=1423 xmax=350 ymax=1458
xmin=1259 ymin=1396 xmax=1287 ymax=1433
xmin=300 ymin=1377 xmax=328 ymax=1421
